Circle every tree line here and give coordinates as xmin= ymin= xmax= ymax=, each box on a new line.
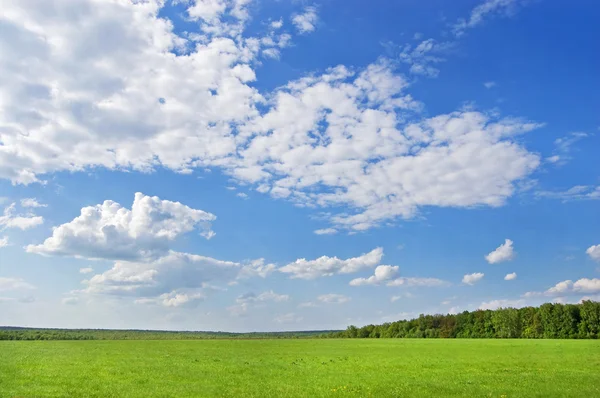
xmin=326 ymin=301 xmax=600 ymax=339
xmin=0 ymin=328 xmax=333 ymax=341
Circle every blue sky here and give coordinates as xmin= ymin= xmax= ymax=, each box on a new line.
xmin=0 ymin=0 xmax=599 ymax=332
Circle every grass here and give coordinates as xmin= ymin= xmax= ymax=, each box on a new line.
xmin=1 ymin=339 xmax=599 ymax=397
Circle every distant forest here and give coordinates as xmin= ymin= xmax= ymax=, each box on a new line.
xmin=0 ymin=328 xmax=333 ymax=341
xmin=326 ymin=301 xmax=600 ymax=339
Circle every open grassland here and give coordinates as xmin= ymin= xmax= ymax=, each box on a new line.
xmin=1 ymin=339 xmax=599 ymax=397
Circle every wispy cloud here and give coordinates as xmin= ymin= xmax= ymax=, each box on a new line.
xmin=546 ymin=132 xmax=588 ymax=166
xmin=453 ymin=0 xmax=524 ymax=37
xmin=536 ymin=185 xmax=600 ymax=202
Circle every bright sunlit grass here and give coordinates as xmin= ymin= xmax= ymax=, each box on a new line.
xmin=2 ymin=339 xmax=599 ymax=397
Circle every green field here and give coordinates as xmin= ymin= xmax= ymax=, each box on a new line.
xmin=1 ymin=339 xmax=599 ymax=397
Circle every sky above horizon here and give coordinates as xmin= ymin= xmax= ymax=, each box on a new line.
xmin=0 ymin=0 xmax=599 ymax=332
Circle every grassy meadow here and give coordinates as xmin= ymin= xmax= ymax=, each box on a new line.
xmin=2 ymin=339 xmax=600 ymax=397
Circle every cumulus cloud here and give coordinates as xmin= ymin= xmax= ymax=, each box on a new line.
xmin=462 ymin=272 xmax=484 ymax=285
xmin=0 ymin=0 xmax=543 ymax=232
xmin=292 ymin=6 xmax=318 ymax=34
xmin=271 ymin=19 xmax=283 ymax=29
xmin=317 ymin=293 xmax=351 ymax=304
xmin=573 ymin=278 xmax=600 ymax=293
xmin=279 ymin=247 xmax=383 ymax=279
xmin=485 ymin=239 xmax=515 ymax=264
xmin=20 ymin=198 xmax=47 ymax=208
xmin=545 ymin=280 xmax=573 ymax=295
xmin=504 ymin=272 xmax=517 ymax=281
xmin=586 ymin=245 xmax=600 ymax=262
xmin=22 ymin=192 xmax=276 ymax=308
xmin=0 ymin=277 xmax=35 ymax=291
xmin=236 ymin=258 xmax=277 ymax=279
xmin=0 ymin=203 xmax=44 ymax=230
xmin=543 ymin=278 xmax=600 ymax=296
xmin=387 ymin=277 xmax=449 ymax=287
xmin=314 ymin=228 xmax=338 ymax=235
xmin=483 ymin=81 xmax=497 ymax=89
xmin=26 ymin=192 xmax=216 ymax=261
xmin=349 ymin=265 xmax=399 ymax=286
xmin=0 ymin=236 xmax=9 ymax=248
xmin=479 ymin=298 xmax=525 ymax=310
xmin=81 ymin=251 xmax=238 ymax=296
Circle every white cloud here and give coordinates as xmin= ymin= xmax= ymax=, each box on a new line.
xmin=485 ymin=239 xmax=515 ymax=264
xmin=236 ymin=290 xmax=289 ymax=304
xmin=0 ymin=277 xmax=35 ymax=291
xmin=298 ymin=301 xmax=318 ymax=308
xmin=397 ymin=38 xmax=454 ymax=78
xmin=26 ymin=192 xmax=216 ymax=261
xmin=391 ymin=292 xmax=413 ymax=302
xmin=545 ymin=280 xmax=573 ymax=295
xmin=453 ymin=0 xmax=521 ymax=37
xmin=236 ymin=258 xmax=276 ymax=279
xmin=349 ymin=265 xmax=399 ymax=286
xmin=79 ymin=267 xmax=94 ymax=274
xmin=504 ymin=272 xmax=517 ymax=281
xmin=0 ymin=0 xmax=543 ymax=232
xmin=317 ymin=293 xmax=351 ymax=304
xmin=159 ymin=290 xmax=206 ymax=307
xmin=22 ymin=192 xmax=274 ymax=308
xmin=462 ymin=272 xmax=484 ymax=285
xmin=549 ymin=132 xmax=588 ymax=166
xmin=544 ymin=278 xmax=600 ymax=296
xmin=279 ymin=247 xmax=383 ymax=279
xmin=270 ymin=19 xmax=283 ymax=29
xmin=386 ymin=277 xmax=449 ymax=287
xmin=479 ymin=298 xmax=525 ymax=310
xmin=483 ymin=81 xmax=497 ymax=89
xmin=236 ymin=192 xmax=249 ymax=199
xmin=134 ymin=289 xmax=207 ymax=308
xmin=586 ymin=245 xmax=600 ymax=262
xmin=228 ymin=290 xmax=289 ymax=316
xmin=573 ymin=278 xmax=600 ymax=293
xmin=536 ymin=185 xmax=600 ymax=202
xmin=0 ymin=203 xmax=44 ymax=230
xmin=20 ymin=198 xmax=47 ymax=208
xmin=314 ymin=228 xmax=338 ymax=235
xmin=292 ymin=6 xmax=318 ymax=34
xmin=0 ymin=236 xmax=9 ymax=248
xmin=80 ymin=251 xmax=239 ymax=297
